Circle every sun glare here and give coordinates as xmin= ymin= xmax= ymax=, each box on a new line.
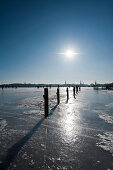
xmin=65 ymin=50 xmax=75 ymax=58
xmin=58 ymin=49 xmax=79 ymax=59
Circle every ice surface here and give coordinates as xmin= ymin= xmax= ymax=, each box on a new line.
xmin=0 ymin=87 xmax=113 ymax=170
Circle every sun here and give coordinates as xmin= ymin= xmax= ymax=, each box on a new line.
xmin=57 ymin=49 xmax=79 ymax=59
xmin=65 ymin=50 xmax=75 ymax=58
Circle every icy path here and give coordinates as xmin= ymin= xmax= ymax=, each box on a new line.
xmin=0 ymin=88 xmax=113 ymax=170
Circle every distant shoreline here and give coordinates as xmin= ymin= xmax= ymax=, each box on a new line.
xmin=0 ymin=83 xmax=88 ymax=88
xmin=0 ymin=83 xmax=113 ymax=89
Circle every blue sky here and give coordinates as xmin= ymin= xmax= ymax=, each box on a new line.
xmin=0 ymin=0 xmax=113 ymax=84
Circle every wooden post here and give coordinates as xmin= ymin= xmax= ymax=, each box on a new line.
xmin=57 ymin=88 xmax=60 ymax=104
xmin=43 ymin=88 xmax=49 ymax=117
xmin=79 ymin=86 xmax=81 ymax=91
xmin=66 ymin=88 xmax=69 ymax=101
xmin=76 ymin=86 xmax=78 ymax=94
xmin=73 ymin=87 xmax=75 ymax=98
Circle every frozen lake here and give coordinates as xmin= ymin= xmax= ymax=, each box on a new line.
xmin=0 ymin=87 xmax=113 ymax=170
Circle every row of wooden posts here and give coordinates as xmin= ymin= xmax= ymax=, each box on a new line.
xmin=43 ymin=86 xmax=81 ymax=117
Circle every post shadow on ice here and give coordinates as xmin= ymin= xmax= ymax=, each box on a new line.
xmin=0 ymin=89 xmax=59 ymax=170
xmin=0 ymin=86 xmax=81 ymax=169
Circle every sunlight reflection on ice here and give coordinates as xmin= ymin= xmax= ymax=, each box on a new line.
xmin=59 ymin=97 xmax=81 ymax=144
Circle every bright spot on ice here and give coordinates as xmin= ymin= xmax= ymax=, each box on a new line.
xmin=59 ymin=100 xmax=80 ymax=143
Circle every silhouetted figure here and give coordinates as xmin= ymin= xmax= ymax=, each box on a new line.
xmin=2 ymin=84 xmax=4 ymax=90
xmin=79 ymin=86 xmax=81 ymax=91
xmin=106 ymin=85 xmax=110 ymax=90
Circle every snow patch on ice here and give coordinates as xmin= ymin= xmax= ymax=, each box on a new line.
xmin=17 ymin=97 xmax=44 ymax=109
xmin=22 ymin=152 xmax=29 ymax=160
xmin=105 ymin=103 xmax=113 ymax=107
xmin=99 ymin=114 xmax=113 ymax=124
xmin=23 ymin=109 xmax=43 ymax=115
xmin=29 ymin=159 xmax=35 ymax=166
xmin=96 ymin=131 xmax=113 ymax=154
xmin=0 ymin=118 xmax=7 ymax=131
xmin=93 ymin=110 xmax=113 ymax=124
